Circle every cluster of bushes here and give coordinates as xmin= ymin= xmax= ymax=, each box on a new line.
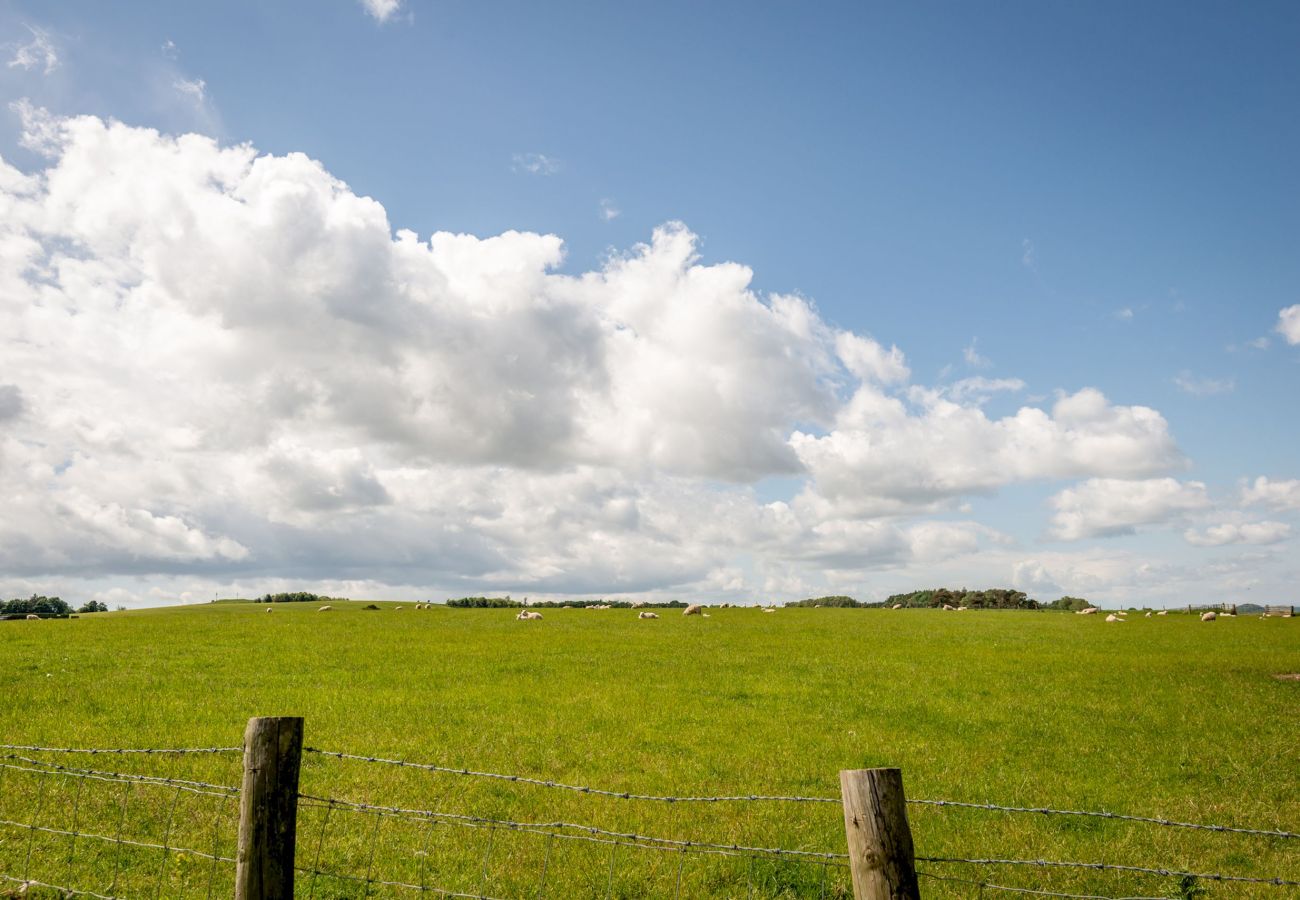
xmin=257 ymin=592 xmax=348 ymax=604
xmin=877 ymin=588 xmax=1039 ymax=610
xmin=1 ymin=595 xmax=107 ymax=617
xmin=1043 ymin=596 xmax=1092 ymax=611
xmin=784 ymin=596 xmax=866 ymax=608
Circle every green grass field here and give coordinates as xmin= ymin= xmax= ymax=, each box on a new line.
xmin=1 ymin=602 xmax=1296 ymax=899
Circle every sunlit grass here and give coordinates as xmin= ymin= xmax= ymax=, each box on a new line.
xmin=1 ymin=603 xmax=1296 ymax=897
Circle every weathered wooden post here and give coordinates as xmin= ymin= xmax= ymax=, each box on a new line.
xmin=236 ymin=717 xmax=304 ymax=900
xmin=840 ymin=768 xmax=921 ymax=900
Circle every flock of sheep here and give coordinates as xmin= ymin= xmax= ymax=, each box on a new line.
xmin=298 ymin=603 xmax=1286 ymax=623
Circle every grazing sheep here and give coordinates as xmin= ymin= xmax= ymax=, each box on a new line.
xmin=1079 ymin=607 xmax=1099 ymax=615
xmin=516 ymin=610 xmax=542 ymax=620
xmin=318 ymin=606 xmax=332 ymax=612
xmin=956 ymin=606 xmax=968 ymax=611
xmin=1156 ymin=610 xmax=1168 ymax=616
xmin=761 ymin=607 xmax=776 ymax=613
xmin=1105 ymin=614 xmax=1121 ymax=622
xmin=891 ymin=603 xmax=903 ymax=609
xmin=1201 ymin=611 xmax=1217 ymax=622
xmin=266 ymin=607 xmax=273 ymax=613
xmin=1145 ymin=612 xmax=1152 ymax=617
xmin=394 ymin=606 xmax=402 ymax=611
xmin=638 ymin=611 xmax=659 ymax=619
xmin=942 ymin=604 xmax=956 ymax=611
xmin=683 ymin=604 xmax=703 ymax=616
xmin=25 ymin=614 xmax=40 ymax=620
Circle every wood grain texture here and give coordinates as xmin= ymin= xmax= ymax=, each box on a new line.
xmin=236 ymin=716 xmax=303 ymax=900
xmin=840 ymin=768 xmax=920 ymax=899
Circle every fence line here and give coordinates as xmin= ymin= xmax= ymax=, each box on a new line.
xmin=0 ymin=815 xmax=237 ymax=864
xmin=0 ymin=743 xmax=240 ymax=755
xmin=2 ymin=754 xmax=241 ymax=797
xmin=917 ymin=870 xmax=1169 ymax=900
xmin=4 ymin=727 xmax=1297 ymax=899
xmin=304 ymin=746 xmax=841 ymax=804
xmin=304 ymin=745 xmax=1299 ymax=841
xmin=918 ymin=855 xmax=1300 ymax=887
xmin=297 ymin=792 xmax=851 ymax=862
xmin=0 ymin=872 xmax=121 ymax=900
xmin=907 ymin=797 xmax=1300 ymax=839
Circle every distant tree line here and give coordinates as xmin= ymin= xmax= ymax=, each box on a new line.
xmin=257 ymin=592 xmax=348 ymax=604
xmin=1043 ymin=596 xmax=1091 ymax=611
xmin=784 ymin=596 xmax=866 ymax=608
xmin=1 ymin=595 xmax=108 ymax=617
xmin=875 ymin=588 xmax=1039 ymax=610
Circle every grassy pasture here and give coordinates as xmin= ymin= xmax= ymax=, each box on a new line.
xmin=0 ymin=602 xmax=1296 ymax=898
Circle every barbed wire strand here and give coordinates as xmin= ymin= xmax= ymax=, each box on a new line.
xmin=918 ymin=870 xmax=1170 ymax=900
xmin=297 ymin=793 xmax=848 ymax=862
xmin=293 ymin=865 xmax=512 ymax=899
xmin=65 ymin=773 xmax=85 ymax=880
xmin=920 ymin=856 xmax=1300 ymax=887
xmin=0 ymin=816 xmax=235 ymax=865
xmin=0 ymin=872 xmax=120 ymax=900
xmin=2 ymin=754 xmax=240 ymax=797
xmin=0 ymin=743 xmax=239 ymax=755
xmin=303 ymin=747 xmax=838 ymax=804
xmin=909 ymin=798 xmax=1300 ymax=840
xmin=302 ymin=747 xmax=1298 ymax=841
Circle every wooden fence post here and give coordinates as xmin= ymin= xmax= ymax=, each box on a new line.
xmin=236 ymin=716 xmax=304 ymax=900
xmin=840 ymin=768 xmax=921 ymax=900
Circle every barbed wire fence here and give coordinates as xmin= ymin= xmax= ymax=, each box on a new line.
xmin=1 ymin=724 xmax=1296 ymax=899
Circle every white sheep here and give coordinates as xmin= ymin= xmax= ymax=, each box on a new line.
xmin=25 ymin=614 xmax=40 ymax=620
xmin=956 ymin=606 xmax=968 ymax=611
xmin=266 ymin=607 xmax=273 ymax=613
xmin=1145 ymin=612 xmax=1152 ymax=617
xmin=638 ymin=611 xmax=659 ymax=619
xmin=891 ymin=603 xmax=903 ymax=609
xmin=762 ymin=607 xmax=776 ymax=613
xmin=1201 ymin=611 xmax=1217 ymax=622
xmin=683 ymin=604 xmax=703 ymax=616
xmin=318 ymin=605 xmax=332 ymax=612
xmin=1105 ymin=614 xmax=1121 ymax=622
xmin=1156 ymin=610 xmax=1168 ymax=616
xmin=516 ymin=610 xmax=543 ymax=620
xmin=942 ymin=604 xmax=955 ymax=611
xmin=1079 ymin=607 xmax=1099 ymax=615
xmin=394 ymin=606 xmax=402 ymax=611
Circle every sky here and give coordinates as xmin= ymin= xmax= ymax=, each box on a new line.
xmin=1 ymin=0 xmax=1298 ymax=609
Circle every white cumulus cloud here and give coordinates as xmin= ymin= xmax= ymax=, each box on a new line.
xmin=1184 ymin=521 xmax=1290 ymax=547
xmin=360 ymin=0 xmax=404 ymax=23
xmin=1278 ymin=305 xmax=1300 ymax=345
xmin=1048 ymin=478 xmax=1210 ymax=541
xmin=1241 ymin=476 xmax=1300 ymax=511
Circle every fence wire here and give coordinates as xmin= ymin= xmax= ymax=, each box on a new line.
xmin=1 ymin=753 xmax=240 ymax=798
xmin=298 ymin=792 xmax=850 ymax=863
xmin=0 ymin=872 xmax=122 ymax=899
xmin=0 ymin=743 xmax=240 ymax=755
xmin=917 ymin=870 xmax=1170 ymax=900
xmin=919 ymin=855 xmax=1300 ymax=888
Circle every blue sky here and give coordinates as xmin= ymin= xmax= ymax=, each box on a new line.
xmin=1 ymin=0 xmax=1297 ymax=607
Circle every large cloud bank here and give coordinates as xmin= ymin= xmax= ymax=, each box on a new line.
xmin=0 ymin=108 xmax=1214 ymax=601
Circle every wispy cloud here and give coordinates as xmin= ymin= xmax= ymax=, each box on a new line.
xmin=963 ymin=338 xmax=991 ymax=369
xmin=1226 ymin=336 xmax=1270 ymax=353
xmin=599 ymin=198 xmax=620 ymax=221
xmin=1020 ymin=238 xmax=1036 ymax=270
xmin=7 ymin=25 xmax=59 ymax=74
xmin=174 ymin=77 xmax=207 ymax=105
xmin=359 ymin=0 xmax=405 ymax=23
xmin=512 ymin=153 xmax=560 ymax=176
xmin=161 ymin=39 xmax=179 ymax=59
xmin=1173 ymin=371 xmax=1234 ymax=397
xmin=1114 ymin=307 xmax=1134 ymax=321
